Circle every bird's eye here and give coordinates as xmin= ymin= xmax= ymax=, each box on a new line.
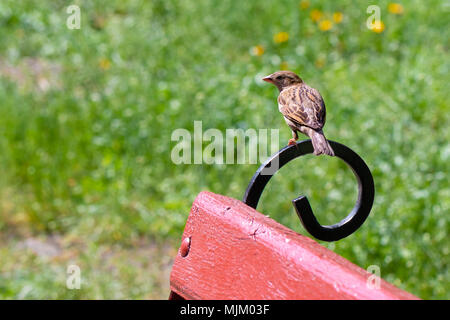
xmin=276 ymin=76 xmax=282 ymax=80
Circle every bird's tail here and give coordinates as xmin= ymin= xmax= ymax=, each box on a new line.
xmin=310 ymin=130 xmax=335 ymax=156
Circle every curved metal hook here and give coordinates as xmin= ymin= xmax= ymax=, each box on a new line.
xmin=243 ymin=140 xmax=375 ymax=242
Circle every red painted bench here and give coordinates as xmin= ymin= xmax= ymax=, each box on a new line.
xmin=169 ymin=191 xmax=418 ymax=300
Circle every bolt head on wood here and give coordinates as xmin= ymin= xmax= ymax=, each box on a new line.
xmin=180 ymin=237 xmax=191 ymax=257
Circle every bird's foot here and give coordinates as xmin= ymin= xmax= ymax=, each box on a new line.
xmin=288 ymin=138 xmax=297 ymax=146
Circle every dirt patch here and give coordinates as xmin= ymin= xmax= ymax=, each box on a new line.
xmin=0 ymin=57 xmax=62 ymax=92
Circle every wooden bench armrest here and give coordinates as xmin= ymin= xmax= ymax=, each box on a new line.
xmin=170 ymin=191 xmax=418 ymax=300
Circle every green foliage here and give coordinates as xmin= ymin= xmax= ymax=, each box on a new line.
xmin=0 ymin=0 xmax=448 ymax=299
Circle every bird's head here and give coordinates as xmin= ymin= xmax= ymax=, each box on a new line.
xmin=262 ymin=71 xmax=303 ymax=91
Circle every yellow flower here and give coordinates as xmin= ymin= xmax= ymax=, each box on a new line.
xmin=273 ymin=32 xmax=289 ymax=44
xmin=388 ymin=3 xmax=404 ymax=15
xmin=371 ymin=21 xmax=385 ymax=33
xmin=310 ymin=9 xmax=322 ymax=22
xmin=315 ymin=57 xmax=325 ymax=69
xmin=319 ymin=20 xmax=333 ymax=31
xmin=333 ymin=12 xmax=343 ymax=24
xmin=280 ymin=61 xmax=289 ymax=70
xmin=251 ymin=45 xmax=265 ymax=56
xmin=299 ymin=0 xmax=310 ymax=10
xmin=99 ymin=58 xmax=111 ymax=70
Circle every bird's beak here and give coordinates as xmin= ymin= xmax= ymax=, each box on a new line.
xmin=262 ymin=75 xmax=273 ymax=83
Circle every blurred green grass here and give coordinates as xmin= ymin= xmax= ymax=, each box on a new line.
xmin=0 ymin=0 xmax=448 ymax=299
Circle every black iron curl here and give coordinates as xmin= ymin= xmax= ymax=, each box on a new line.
xmin=243 ymin=140 xmax=375 ymax=242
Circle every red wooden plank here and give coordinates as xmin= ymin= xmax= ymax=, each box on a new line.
xmin=170 ymin=191 xmax=418 ymax=300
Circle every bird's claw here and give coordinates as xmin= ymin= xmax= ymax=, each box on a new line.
xmin=288 ymin=139 xmax=297 ymax=146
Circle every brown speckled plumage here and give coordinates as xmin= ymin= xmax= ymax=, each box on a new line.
xmin=263 ymin=71 xmax=334 ymax=156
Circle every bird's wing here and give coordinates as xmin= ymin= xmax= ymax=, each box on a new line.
xmin=278 ymin=85 xmax=326 ymax=130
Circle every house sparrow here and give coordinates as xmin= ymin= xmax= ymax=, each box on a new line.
xmin=263 ymin=71 xmax=335 ymax=156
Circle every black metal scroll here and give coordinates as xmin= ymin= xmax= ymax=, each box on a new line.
xmin=243 ymin=140 xmax=375 ymax=242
